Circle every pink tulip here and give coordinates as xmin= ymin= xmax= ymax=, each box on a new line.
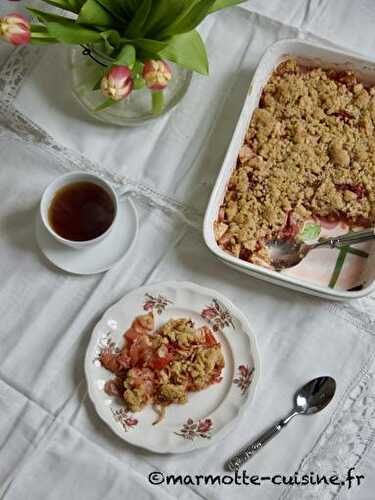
xmin=101 ymin=66 xmax=133 ymax=101
xmin=143 ymin=60 xmax=172 ymax=91
xmin=0 ymin=13 xmax=30 ymax=46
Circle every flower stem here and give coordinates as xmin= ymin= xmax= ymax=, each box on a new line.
xmin=152 ymin=90 xmax=164 ymax=115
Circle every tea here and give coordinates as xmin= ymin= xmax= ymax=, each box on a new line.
xmin=48 ymin=181 xmax=115 ymax=241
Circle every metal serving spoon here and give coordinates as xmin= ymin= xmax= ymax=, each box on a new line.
xmin=267 ymin=228 xmax=375 ymax=271
xmin=225 ymin=376 xmax=336 ymax=472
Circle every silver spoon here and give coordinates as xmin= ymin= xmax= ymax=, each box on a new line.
xmin=225 ymin=376 xmax=336 ymax=472
xmin=267 ymin=228 xmax=375 ymax=271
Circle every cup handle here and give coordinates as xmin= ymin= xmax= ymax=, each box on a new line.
xmin=116 ymin=187 xmax=134 ymax=201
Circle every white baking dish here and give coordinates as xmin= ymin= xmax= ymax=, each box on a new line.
xmin=203 ymin=38 xmax=375 ymax=301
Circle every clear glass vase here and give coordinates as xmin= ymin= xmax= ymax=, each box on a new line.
xmin=68 ymin=45 xmax=192 ymax=127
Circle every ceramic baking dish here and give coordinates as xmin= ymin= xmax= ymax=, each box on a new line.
xmin=203 ymin=38 xmax=375 ymax=301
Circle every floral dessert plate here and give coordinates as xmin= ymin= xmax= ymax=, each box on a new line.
xmin=85 ymin=281 xmax=260 ymax=454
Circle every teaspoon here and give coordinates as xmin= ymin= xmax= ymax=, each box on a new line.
xmin=225 ymin=376 xmax=336 ymax=472
xmin=266 ymin=228 xmax=375 ymax=271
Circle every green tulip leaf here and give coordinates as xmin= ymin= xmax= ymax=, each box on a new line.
xmin=101 ymin=29 xmax=122 ymax=48
xmin=30 ymin=24 xmax=59 ymax=44
xmin=160 ymin=29 xmax=208 ymax=75
xmin=208 ymin=0 xmax=247 ymax=13
xmin=299 ymin=223 xmax=321 ymax=242
xmin=46 ymin=21 xmax=102 ymax=44
xmin=143 ymin=0 xmax=185 ymax=38
xmin=30 ymin=38 xmax=59 ymax=45
xmin=68 ymin=0 xmax=86 ymax=11
xmin=125 ymin=0 xmax=153 ymax=39
xmin=114 ymin=44 xmax=136 ymax=68
xmin=78 ymin=0 xmax=115 ymax=27
xmin=31 ymin=24 xmax=50 ymax=32
xmin=159 ymin=0 xmax=215 ymax=38
xmin=131 ymin=38 xmax=168 ymax=55
xmin=94 ymin=0 xmax=129 ymax=22
xmin=122 ymin=0 xmax=139 ymax=17
xmin=100 ymin=33 xmax=115 ymax=54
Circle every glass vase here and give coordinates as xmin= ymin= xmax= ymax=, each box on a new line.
xmin=68 ymin=45 xmax=192 ymax=127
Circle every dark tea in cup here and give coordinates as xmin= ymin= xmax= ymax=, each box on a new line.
xmin=48 ymin=181 xmax=115 ymax=242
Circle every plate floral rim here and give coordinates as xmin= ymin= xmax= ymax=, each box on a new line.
xmin=84 ymin=280 xmax=261 ymax=454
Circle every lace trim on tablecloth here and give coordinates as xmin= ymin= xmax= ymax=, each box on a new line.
xmin=1 ymin=39 xmax=375 ymax=500
xmin=0 ymin=45 xmax=41 ymax=104
xmin=327 ymin=296 xmax=375 ymax=337
xmin=0 ymin=103 xmax=202 ymax=230
xmin=280 ymin=347 xmax=375 ymax=500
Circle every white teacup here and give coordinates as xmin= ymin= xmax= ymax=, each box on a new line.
xmin=40 ymin=172 xmax=118 ymax=249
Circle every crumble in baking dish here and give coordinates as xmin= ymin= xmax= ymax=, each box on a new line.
xmin=215 ymin=59 xmax=375 ymax=267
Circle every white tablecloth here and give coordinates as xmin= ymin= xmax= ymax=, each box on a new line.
xmin=1 ymin=2 xmax=375 ymax=500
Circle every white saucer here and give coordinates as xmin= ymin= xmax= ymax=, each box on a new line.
xmin=35 ymin=198 xmax=138 ymax=275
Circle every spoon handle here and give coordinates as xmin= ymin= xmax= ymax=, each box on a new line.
xmin=316 ymin=228 xmax=375 ymax=249
xmin=225 ymin=421 xmax=284 ymax=472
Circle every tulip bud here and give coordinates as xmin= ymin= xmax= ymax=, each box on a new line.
xmin=0 ymin=13 xmax=30 ymax=46
xmin=100 ymin=66 xmax=133 ymax=101
xmin=143 ymin=60 xmax=172 ymax=91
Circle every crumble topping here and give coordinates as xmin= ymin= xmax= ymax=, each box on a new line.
xmin=101 ymin=314 xmax=224 ymax=423
xmin=215 ymin=59 xmax=375 ymax=265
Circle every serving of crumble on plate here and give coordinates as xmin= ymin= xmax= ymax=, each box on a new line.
xmin=101 ymin=314 xmax=225 ymax=425
xmin=85 ymin=281 xmax=259 ymax=453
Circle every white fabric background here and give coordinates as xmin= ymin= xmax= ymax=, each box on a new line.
xmin=1 ymin=1 xmax=375 ymax=500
